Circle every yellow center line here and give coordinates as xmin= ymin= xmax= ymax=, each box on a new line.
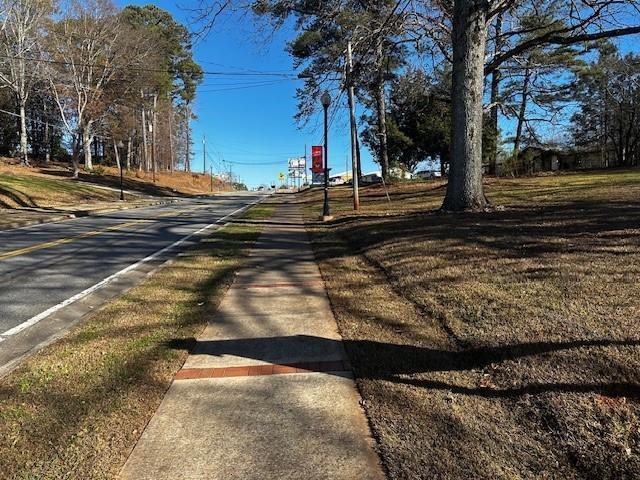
xmin=0 ymin=220 xmax=149 ymax=261
xmin=0 ymin=203 xmax=209 ymax=261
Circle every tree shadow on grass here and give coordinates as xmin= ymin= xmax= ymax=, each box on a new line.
xmin=0 ymin=185 xmax=38 ymax=208
xmin=320 ymin=200 xmax=640 ymax=265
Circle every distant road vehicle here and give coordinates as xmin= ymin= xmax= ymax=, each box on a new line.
xmin=361 ymin=173 xmax=383 ymax=184
xmin=329 ymin=176 xmax=346 ymax=186
xmin=416 ymin=170 xmax=442 ymax=180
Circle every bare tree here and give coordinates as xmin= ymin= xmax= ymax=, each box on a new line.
xmin=0 ymin=0 xmax=53 ymax=166
xmin=46 ymin=0 xmax=136 ymax=176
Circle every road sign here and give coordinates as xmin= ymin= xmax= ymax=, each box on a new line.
xmin=278 ymin=172 xmax=285 ymax=182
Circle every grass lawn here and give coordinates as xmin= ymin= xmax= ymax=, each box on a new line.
xmin=0 ymin=201 xmax=274 ymax=479
xmin=302 ymin=169 xmax=640 ymax=479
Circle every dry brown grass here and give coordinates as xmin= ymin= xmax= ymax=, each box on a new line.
xmin=0 ymin=170 xmax=118 ymax=208
xmin=0 ymin=158 xmax=229 ymax=207
xmin=303 ymin=169 xmax=640 ymax=479
xmin=0 ymin=202 xmax=274 ymax=480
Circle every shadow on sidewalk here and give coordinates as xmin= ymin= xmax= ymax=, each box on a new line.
xmin=164 ymin=334 xmax=640 ymax=398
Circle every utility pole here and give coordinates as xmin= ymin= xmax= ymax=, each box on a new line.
xmin=304 ymin=144 xmax=308 ymax=185
xmin=185 ymin=101 xmax=191 ymax=172
xmin=346 ymin=154 xmax=348 ymax=181
xmin=168 ymin=106 xmax=174 ymax=172
xmin=356 ymin=131 xmax=362 ymax=178
xmin=346 ymin=41 xmax=360 ymax=210
xmin=152 ymin=93 xmax=157 ymax=182
xmin=202 ymin=135 xmax=206 ymax=174
xmin=140 ymin=90 xmax=148 ymax=172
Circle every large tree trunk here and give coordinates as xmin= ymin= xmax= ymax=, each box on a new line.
xmin=442 ymin=0 xmax=489 ymax=212
xmin=82 ymin=127 xmax=93 ymax=171
xmin=19 ymin=101 xmax=29 ymax=166
xmin=375 ymin=40 xmax=390 ymax=179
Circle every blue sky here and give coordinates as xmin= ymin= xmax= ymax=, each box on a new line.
xmin=119 ymin=0 xmax=379 ymax=188
xmin=117 ymin=2 xmax=640 ymax=186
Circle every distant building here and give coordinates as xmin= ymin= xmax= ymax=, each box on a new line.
xmin=495 ymin=146 xmax=615 ymax=176
xmin=361 ymin=172 xmax=383 ymax=184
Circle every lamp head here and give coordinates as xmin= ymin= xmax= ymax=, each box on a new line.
xmin=321 ymin=91 xmax=331 ymax=108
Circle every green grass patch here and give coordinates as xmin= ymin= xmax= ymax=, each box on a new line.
xmin=0 ymin=200 xmax=274 ymax=480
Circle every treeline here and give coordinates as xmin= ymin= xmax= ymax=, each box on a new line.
xmin=367 ymin=42 xmax=640 ymax=176
xmin=248 ymin=0 xmax=640 ymax=210
xmin=0 ymin=0 xmax=203 ymax=177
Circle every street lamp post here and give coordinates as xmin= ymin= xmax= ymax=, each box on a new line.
xmin=117 ymin=140 xmax=125 ymax=201
xmin=321 ymin=91 xmax=331 ymax=219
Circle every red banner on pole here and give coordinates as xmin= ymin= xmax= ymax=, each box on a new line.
xmin=311 ymin=145 xmax=323 ymax=173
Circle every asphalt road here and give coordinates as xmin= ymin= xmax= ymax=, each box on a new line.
xmin=0 ymin=193 xmax=265 ymax=339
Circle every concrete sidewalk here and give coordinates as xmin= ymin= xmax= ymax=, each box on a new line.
xmin=119 ymin=201 xmax=384 ymax=480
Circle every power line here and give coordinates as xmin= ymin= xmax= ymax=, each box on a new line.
xmin=222 ymin=159 xmax=285 ymax=166
xmin=0 ymin=107 xmax=69 ymax=133
xmin=0 ymin=54 xmax=299 ymax=78
xmin=198 ymin=80 xmax=292 ymax=93
xmin=199 ymin=61 xmax=295 ymax=75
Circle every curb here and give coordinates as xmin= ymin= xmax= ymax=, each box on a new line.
xmin=1 ymin=214 xmax=76 ymax=231
xmin=0 ymin=198 xmax=182 ymax=231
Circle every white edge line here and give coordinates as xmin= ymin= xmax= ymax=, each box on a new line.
xmin=0 ymin=196 xmax=266 ymax=340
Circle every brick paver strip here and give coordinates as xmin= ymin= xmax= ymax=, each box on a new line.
xmin=230 ymin=280 xmax=324 ymax=289
xmin=174 ymin=360 xmax=352 ymax=380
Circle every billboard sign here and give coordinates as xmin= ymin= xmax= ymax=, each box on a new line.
xmin=311 ymin=145 xmax=323 ymax=173
xmin=288 ymin=157 xmax=305 ymax=169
